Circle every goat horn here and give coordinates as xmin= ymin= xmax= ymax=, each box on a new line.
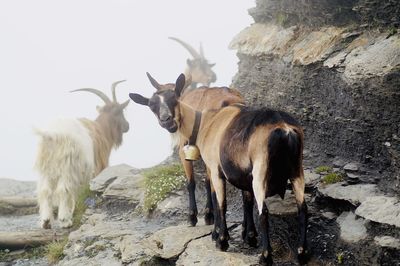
xmin=168 ymin=37 xmax=201 ymax=59
xmin=199 ymin=42 xmax=205 ymax=58
xmin=146 ymin=72 xmax=161 ymax=90
xmin=111 ymin=80 xmax=126 ymax=102
xmin=70 ymin=88 xmax=112 ymax=104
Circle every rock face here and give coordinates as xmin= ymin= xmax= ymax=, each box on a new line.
xmin=230 ymin=0 xmax=400 ymax=195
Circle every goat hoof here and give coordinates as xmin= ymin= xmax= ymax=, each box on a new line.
xmin=297 ymin=247 xmax=309 ymax=265
xmin=211 ymin=229 xmax=219 ymax=241
xmin=245 ymin=235 xmax=258 ymax=248
xmin=204 ymin=211 xmax=214 ymax=225
xmin=216 ymin=237 xmax=229 ymax=251
xmin=188 ymin=213 xmax=198 ymax=227
xmin=259 ymin=251 xmax=273 ymax=266
xmin=242 ymin=230 xmax=258 ymax=247
xmin=41 ymin=219 xmax=51 ymax=229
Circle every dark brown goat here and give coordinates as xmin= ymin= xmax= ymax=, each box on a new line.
xmin=130 ymin=74 xmax=308 ymax=265
xmin=130 ymin=73 xmax=256 ymax=235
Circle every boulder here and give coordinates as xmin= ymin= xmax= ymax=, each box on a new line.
xmin=103 ymin=174 xmax=144 ymax=203
xmin=336 ymin=212 xmax=367 ymax=243
xmin=355 ymin=196 xmax=400 ymax=228
xmin=90 ymin=164 xmax=139 ymax=193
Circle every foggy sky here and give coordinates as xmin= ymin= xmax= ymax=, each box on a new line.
xmin=0 ymin=0 xmax=254 ymax=181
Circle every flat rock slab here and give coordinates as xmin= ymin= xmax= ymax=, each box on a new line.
xmin=355 ymin=196 xmax=400 ymax=228
xmin=0 ymin=178 xmax=36 ymax=197
xmin=90 ymin=164 xmax=139 ymax=193
xmin=336 ymin=212 xmax=367 ymax=243
xmin=318 ymin=182 xmax=378 ymax=206
xmin=176 ymin=236 xmax=259 ymax=266
xmin=103 ymin=174 xmax=144 ymax=202
xmin=374 ymin=236 xmax=400 ymax=249
xmin=143 ymin=224 xmax=213 ymax=259
xmin=0 ymin=197 xmax=38 ymax=216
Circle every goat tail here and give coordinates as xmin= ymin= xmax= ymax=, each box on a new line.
xmin=267 ymin=127 xmax=302 ymax=199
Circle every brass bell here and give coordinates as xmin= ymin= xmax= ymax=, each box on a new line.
xmin=183 ymin=145 xmax=200 ymax=161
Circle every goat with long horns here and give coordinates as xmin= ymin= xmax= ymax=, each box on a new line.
xmin=169 ymin=37 xmax=217 ymax=88
xmin=35 ymin=81 xmax=129 ymax=229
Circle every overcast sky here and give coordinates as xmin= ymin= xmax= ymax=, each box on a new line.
xmin=0 ymin=0 xmax=254 ymax=181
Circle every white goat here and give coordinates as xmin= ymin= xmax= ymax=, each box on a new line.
xmin=34 ymin=81 xmax=129 ymax=229
xmin=169 ymin=37 xmax=217 ymax=88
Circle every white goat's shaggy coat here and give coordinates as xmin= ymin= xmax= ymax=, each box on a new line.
xmin=35 ymin=118 xmax=96 ymax=228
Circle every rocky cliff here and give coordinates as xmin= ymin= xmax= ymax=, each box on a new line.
xmin=230 ymin=0 xmax=400 ymax=195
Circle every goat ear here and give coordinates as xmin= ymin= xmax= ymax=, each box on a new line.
xmin=209 ymin=63 xmax=216 ymax=67
xmin=129 ymin=93 xmax=149 ymax=106
xmin=175 ymin=73 xmax=186 ymax=98
xmin=186 ymin=59 xmax=193 ymax=67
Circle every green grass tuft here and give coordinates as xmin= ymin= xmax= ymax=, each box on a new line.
xmin=142 ymin=164 xmax=186 ymax=213
xmin=46 ymin=238 xmax=68 ymax=264
xmin=315 ymin=165 xmax=333 ymax=174
xmin=322 ymin=172 xmax=344 ymax=184
xmin=72 ymin=184 xmax=95 ymax=229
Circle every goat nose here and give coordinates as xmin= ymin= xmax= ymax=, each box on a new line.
xmin=160 ymin=116 xmax=172 ymax=122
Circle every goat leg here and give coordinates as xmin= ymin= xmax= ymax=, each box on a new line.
xmin=258 ymin=203 xmax=273 ymax=266
xmin=241 ymin=190 xmax=258 ymax=247
xmin=204 ymin=167 xmax=214 ymax=225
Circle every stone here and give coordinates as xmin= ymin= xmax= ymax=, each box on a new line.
xmin=343 ymin=163 xmax=360 ymax=172
xmin=318 ymin=182 xmax=378 ymax=206
xmin=355 ymin=196 xmax=400 ymax=228
xmin=336 ymin=212 xmax=367 ymax=243
xmin=321 ymin=211 xmax=337 ymax=220
xmin=103 ymin=174 xmax=145 ymax=203
xmin=374 ymin=236 xmax=400 ymax=249
xmin=266 ymin=191 xmax=309 ymax=215
xmin=90 ymin=164 xmax=139 ymax=193
xmin=142 ymin=224 xmax=213 ymax=259
xmin=304 ymin=169 xmax=321 ymax=187
xmin=155 ymin=191 xmax=185 ymax=215
xmin=176 ymin=235 xmax=259 ymax=266
xmin=119 ymin=235 xmax=153 ymax=264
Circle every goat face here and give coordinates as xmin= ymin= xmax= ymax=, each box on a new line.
xmin=129 ymin=73 xmax=187 ymax=133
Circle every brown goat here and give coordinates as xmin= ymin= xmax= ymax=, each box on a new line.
xmin=131 ymin=74 xmax=308 ymax=265
xmin=130 ymin=73 xmax=258 ymax=239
